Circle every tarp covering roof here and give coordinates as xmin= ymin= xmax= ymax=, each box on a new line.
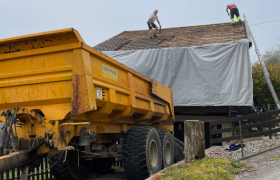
xmin=103 ymin=39 xmax=253 ymax=106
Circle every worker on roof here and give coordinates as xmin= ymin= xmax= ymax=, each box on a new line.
xmin=226 ymin=3 xmax=241 ymax=26
xmin=148 ymin=9 xmax=161 ymax=39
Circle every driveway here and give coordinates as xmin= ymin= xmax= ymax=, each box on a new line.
xmin=235 ymin=146 xmax=280 ymax=180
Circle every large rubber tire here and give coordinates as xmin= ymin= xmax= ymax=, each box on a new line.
xmin=48 ymin=150 xmax=92 ymax=180
xmin=123 ymin=126 xmax=162 ymax=180
xmin=157 ymin=129 xmax=174 ymax=169
xmin=48 ymin=153 xmax=64 ymax=180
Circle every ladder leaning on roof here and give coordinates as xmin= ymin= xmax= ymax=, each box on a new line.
xmin=243 ymin=14 xmax=280 ymax=110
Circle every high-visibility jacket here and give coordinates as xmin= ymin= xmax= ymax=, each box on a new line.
xmin=227 ymin=3 xmax=237 ymax=9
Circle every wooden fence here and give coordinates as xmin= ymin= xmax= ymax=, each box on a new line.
xmin=0 ymin=147 xmax=52 ymax=180
xmin=208 ymin=110 xmax=280 ymax=146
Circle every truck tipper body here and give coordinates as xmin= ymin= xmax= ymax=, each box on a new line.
xmin=0 ymin=28 xmax=175 ymax=180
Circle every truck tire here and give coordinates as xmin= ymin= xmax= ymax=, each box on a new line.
xmin=123 ymin=126 xmax=162 ymax=180
xmin=157 ymin=129 xmax=174 ymax=169
xmin=48 ymin=153 xmax=64 ymax=180
xmin=48 ymin=150 xmax=92 ymax=180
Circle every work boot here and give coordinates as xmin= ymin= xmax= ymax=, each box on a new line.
xmin=154 ymin=34 xmax=158 ymax=38
xmin=150 ymin=36 xmax=154 ymax=39
xmin=237 ymin=16 xmax=242 ymax=24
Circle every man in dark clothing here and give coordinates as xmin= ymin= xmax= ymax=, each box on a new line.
xmin=226 ymin=3 xmax=241 ymax=26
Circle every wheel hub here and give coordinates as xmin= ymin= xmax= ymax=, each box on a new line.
xmin=149 ymin=140 xmax=158 ymax=168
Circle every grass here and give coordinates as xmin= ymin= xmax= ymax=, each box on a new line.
xmin=153 ymin=158 xmax=252 ymax=180
xmin=270 ymin=154 xmax=280 ymax=161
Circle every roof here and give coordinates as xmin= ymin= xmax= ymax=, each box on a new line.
xmin=93 ymin=21 xmax=250 ymax=51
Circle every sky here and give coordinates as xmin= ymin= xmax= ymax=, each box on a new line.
xmin=0 ymin=0 xmax=279 ymax=63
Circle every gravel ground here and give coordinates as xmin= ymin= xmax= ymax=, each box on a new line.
xmin=207 ymin=139 xmax=280 ymax=159
xmin=235 ymin=147 xmax=280 ymax=180
xmin=206 ymin=137 xmax=280 ymax=180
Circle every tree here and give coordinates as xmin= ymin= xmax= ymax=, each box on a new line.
xmin=252 ymin=62 xmax=280 ymax=108
xmin=263 ymin=45 xmax=280 ymax=65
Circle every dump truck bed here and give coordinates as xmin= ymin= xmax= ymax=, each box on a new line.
xmin=0 ymin=28 xmax=174 ymax=151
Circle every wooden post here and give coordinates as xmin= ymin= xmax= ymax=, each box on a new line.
xmin=20 ymin=166 xmax=29 ymax=180
xmin=45 ymin=156 xmax=50 ymax=178
xmin=269 ymin=124 xmax=272 ymax=139
xmin=6 ymin=151 xmax=9 ymax=180
xmin=222 ymin=123 xmax=233 ymax=146
xmin=12 ymin=167 xmax=15 ymax=180
xmin=208 ymin=123 xmax=211 ymax=148
xmin=184 ymin=120 xmax=205 ymax=163
xmin=17 ymin=167 xmax=20 ymax=180
xmin=269 ymin=114 xmax=272 ymax=139
xmin=40 ymin=159 xmax=43 ymax=180
xmin=0 ymin=147 xmax=3 ymax=180
xmin=239 ymin=120 xmax=244 ymax=158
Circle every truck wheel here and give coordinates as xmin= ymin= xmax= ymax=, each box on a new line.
xmin=48 ymin=153 xmax=64 ymax=180
xmin=157 ymin=129 xmax=174 ymax=169
xmin=123 ymin=126 xmax=162 ymax=180
xmin=48 ymin=150 xmax=92 ymax=180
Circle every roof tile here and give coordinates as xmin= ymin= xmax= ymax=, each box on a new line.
xmin=94 ymin=22 xmax=248 ymax=51
xmin=93 ymin=38 xmax=130 ymax=51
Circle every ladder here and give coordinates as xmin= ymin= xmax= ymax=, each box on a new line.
xmin=243 ymin=14 xmax=280 ymax=110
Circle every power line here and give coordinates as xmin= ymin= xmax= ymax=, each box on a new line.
xmin=250 ymin=18 xmax=280 ymax=26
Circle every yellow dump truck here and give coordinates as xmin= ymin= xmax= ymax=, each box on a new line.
xmin=0 ymin=28 xmax=175 ymax=180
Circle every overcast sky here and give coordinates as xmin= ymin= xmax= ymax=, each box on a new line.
xmin=0 ymin=0 xmax=279 ymax=63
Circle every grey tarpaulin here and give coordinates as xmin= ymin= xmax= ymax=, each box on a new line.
xmin=103 ymin=39 xmax=253 ymax=106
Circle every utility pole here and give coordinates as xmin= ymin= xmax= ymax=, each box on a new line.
xmin=243 ymin=14 xmax=280 ymax=110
